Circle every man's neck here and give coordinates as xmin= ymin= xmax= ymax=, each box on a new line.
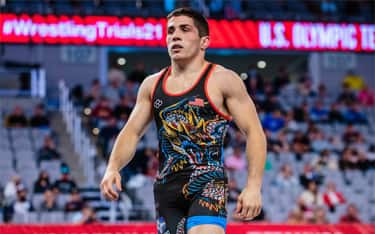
xmin=170 ymin=58 xmax=207 ymax=78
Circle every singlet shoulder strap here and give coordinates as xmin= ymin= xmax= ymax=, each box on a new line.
xmin=150 ymin=67 xmax=170 ymax=101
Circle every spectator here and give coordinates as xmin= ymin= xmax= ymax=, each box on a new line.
xmin=309 ymin=128 xmax=330 ymax=153
xmin=72 ymin=205 xmax=97 ymax=224
xmin=64 ymin=189 xmax=85 ymax=212
xmin=286 ymin=209 xmax=305 ymax=224
xmin=299 ymin=181 xmax=324 ymax=213
xmin=33 ymin=171 xmax=51 ymax=194
xmin=120 ymin=79 xmax=138 ymax=104
xmin=299 ymin=165 xmax=324 ymax=188
xmin=339 ymin=204 xmax=362 ymax=223
xmin=83 ymin=79 xmax=102 ymax=108
xmin=29 ymin=104 xmax=50 ymax=128
xmin=337 ymin=84 xmax=356 ymax=104
xmin=328 ymin=103 xmax=344 ymax=123
xmin=13 ymin=187 xmax=33 ymax=216
xmin=245 ymin=65 xmax=264 ymax=99
xmin=262 ymin=110 xmax=285 ymax=133
xmin=275 ymin=165 xmax=299 ymax=194
xmin=269 ymin=131 xmax=290 ymax=155
xmin=358 ymin=85 xmax=375 ymax=107
xmin=70 ymin=84 xmax=84 ymax=106
xmin=97 ymin=117 xmax=120 ymax=157
xmin=273 ymin=66 xmax=290 ymax=92
xmin=39 ymin=189 xmax=59 ymax=212
xmin=312 ymin=206 xmax=329 ymax=224
xmin=262 ymin=95 xmax=282 ymax=113
xmin=54 ymin=168 xmax=77 ymax=194
xmin=342 ymin=103 xmax=367 ymax=125
xmin=342 ymin=70 xmax=365 ymax=91
xmin=311 ymin=150 xmax=338 ymax=171
xmin=113 ymin=95 xmax=133 ymax=121
xmin=342 ymin=125 xmax=361 ymax=144
xmin=3 ymin=175 xmax=23 ymax=205
xmin=322 ymin=182 xmax=345 ymax=212
xmin=6 ymin=106 xmax=28 ymax=127
xmin=293 ymin=102 xmax=310 ymax=123
xmin=225 ymin=145 xmax=247 ymax=172
xmin=309 ymin=101 xmax=329 ymax=123
xmin=292 ymin=131 xmax=310 ymax=161
xmin=128 ymin=61 xmax=147 ymax=83
xmin=37 ymin=136 xmax=61 ymax=165
xmin=91 ymin=96 xmax=113 ymax=123
xmin=103 ymin=68 xmax=125 ymax=104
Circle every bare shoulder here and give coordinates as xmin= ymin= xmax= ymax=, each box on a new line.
xmin=138 ymin=69 xmax=165 ymax=98
xmin=211 ymin=64 xmax=245 ymax=94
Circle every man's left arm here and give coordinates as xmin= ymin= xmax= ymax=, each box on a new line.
xmin=222 ymin=70 xmax=267 ymax=220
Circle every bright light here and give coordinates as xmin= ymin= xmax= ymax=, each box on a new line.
xmin=117 ymin=57 xmax=126 ymax=66
xmin=240 ymin=73 xmax=248 ymax=80
xmin=84 ymin=108 xmax=92 ymax=115
xmin=257 ymin=60 xmax=266 ymax=69
xmin=92 ymin=128 xmax=100 ymax=135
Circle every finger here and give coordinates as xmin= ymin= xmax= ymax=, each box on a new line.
xmin=103 ymin=183 xmax=118 ymax=200
xmin=115 ymin=175 xmax=122 ymax=191
xmin=246 ymin=205 xmax=255 ymax=220
xmin=240 ymin=203 xmax=249 ymax=217
xmin=236 ymin=199 xmax=242 ymax=213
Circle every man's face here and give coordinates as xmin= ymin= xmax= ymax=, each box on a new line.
xmin=166 ymin=16 xmax=208 ymax=61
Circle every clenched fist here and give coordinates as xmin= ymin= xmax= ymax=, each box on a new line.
xmin=100 ymin=170 xmax=122 ymax=201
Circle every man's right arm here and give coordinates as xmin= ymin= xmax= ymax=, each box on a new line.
xmin=100 ymin=74 xmax=156 ymax=200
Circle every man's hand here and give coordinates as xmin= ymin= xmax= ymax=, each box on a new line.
xmin=100 ymin=170 xmax=122 ymax=201
xmin=235 ymin=187 xmax=262 ymax=220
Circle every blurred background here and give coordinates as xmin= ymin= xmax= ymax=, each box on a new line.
xmin=0 ymin=0 xmax=374 ymax=231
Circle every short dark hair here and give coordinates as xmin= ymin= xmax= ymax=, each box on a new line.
xmin=167 ymin=7 xmax=209 ymax=37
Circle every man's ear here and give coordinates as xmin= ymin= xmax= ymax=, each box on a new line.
xmin=200 ymin=36 xmax=210 ymax=50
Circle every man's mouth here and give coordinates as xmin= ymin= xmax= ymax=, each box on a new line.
xmin=171 ymin=44 xmax=183 ymax=50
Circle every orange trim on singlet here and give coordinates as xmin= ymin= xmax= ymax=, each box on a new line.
xmin=162 ymin=63 xmax=209 ymax=97
xmin=204 ymin=64 xmax=233 ymax=121
xmin=150 ymin=68 xmax=168 ymax=102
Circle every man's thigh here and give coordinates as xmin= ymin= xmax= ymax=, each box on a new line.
xmin=188 ymin=224 xmax=225 ymax=234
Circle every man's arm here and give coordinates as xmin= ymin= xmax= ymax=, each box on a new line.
xmin=100 ymin=74 xmax=156 ymax=200
xmin=221 ymin=69 xmax=267 ymax=219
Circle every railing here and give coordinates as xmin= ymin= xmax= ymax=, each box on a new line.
xmin=58 ymin=80 xmax=96 ymax=186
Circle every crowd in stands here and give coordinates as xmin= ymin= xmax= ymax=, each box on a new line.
xmin=1 ymin=61 xmax=374 ymax=223
xmin=2 ymin=0 xmax=374 ymax=23
xmin=68 ymin=60 xmax=375 ymax=224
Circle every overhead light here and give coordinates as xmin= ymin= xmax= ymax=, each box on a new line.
xmin=92 ymin=128 xmax=100 ymax=135
xmin=240 ymin=73 xmax=248 ymax=80
xmin=117 ymin=57 xmax=126 ymax=66
xmin=257 ymin=60 xmax=266 ymax=69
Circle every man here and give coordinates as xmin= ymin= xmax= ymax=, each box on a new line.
xmin=100 ymin=8 xmax=266 ymax=234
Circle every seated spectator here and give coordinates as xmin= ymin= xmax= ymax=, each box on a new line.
xmin=311 ymin=150 xmax=338 ymax=171
xmin=309 ymin=128 xmax=330 ymax=153
xmin=6 ymin=106 xmax=28 ymax=127
xmin=337 ymin=84 xmax=357 ymax=105
xmin=309 ymin=101 xmax=329 ymax=123
xmin=284 ymin=110 xmax=298 ymax=132
xmin=37 ymin=136 xmax=61 ymax=165
xmin=342 ymin=124 xmax=361 ymax=144
xmin=269 ymin=131 xmax=290 ymax=155
xmin=71 ymin=205 xmax=97 ymax=224
xmin=299 ymin=181 xmax=324 ymax=215
xmin=367 ymin=145 xmax=375 ymax=168
xmin=339 ymin=203 xmax=362 ymax=223
xmin=54 ymin=167 xmax=77 ymax=194
xmin=13 ymin=187 xmax=33 ymax=216
xmin=293 ymin=102 xmax=310 ymax=123
xmin=225 ymin=145 xmax=247 ymax=172
xmin=97 ymin=117 xmax=120 ymax=157
xmin=300 ymin=165 xmax=324 ymax=188
xmin=292 ymin=131 xmax=310 ymax=161
xmin=113 ymin=95 xmax=132 ymax=121
xmin=272 ymin=66 xmax=290 ymax=92
xmin=29 ymin=104 xmax=50 ymax=128
xmin=342 ymin=103 xmax=367 ymax=124
xmin=3 ymin=175 xmax=24 ymax=206
xmin=120 ymin=79 xmax=139 ymax=103
xmin=33 ymin=171 xmax=51 ymax=194
xmin=262 ymin=110 xmax=285 ymax=133
xmin=91 ymin=96 xmax=113 ymax=125
xmin=286 ymin=209 xmax=305 ymax=224
xmin=83 ymin=79 xmax=102 ymax=108
xmin=103 ymin=68 xmax=125 ymax=104
xmin=322 ymin=182 xmax=345 ymax=213
xmin=64 ymin=189 xmax=85 ymax=212
xmin=358 ymin=85 xmax=375 ymax=107
xmin=127 ymin=61 xmax=147 ymax=84
xmin=275 ymin=165 xmax=299 ymax=194
xmin=312 ymin=206 xmax=329 ymax=224
xmin=70 ymin=84 xmax=84 ymax=106
xmin=262 ymin=95 xmax=281 ymax=113
xmin=342 ymin=70 xmax=365 ymax=92
xmin=39 ymin=189 xmax=59 ymax=212
xmin=297 ymin=75 xmax=316 ymax=101
xmin=328 ymin=103 xmax=344 ymax=123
